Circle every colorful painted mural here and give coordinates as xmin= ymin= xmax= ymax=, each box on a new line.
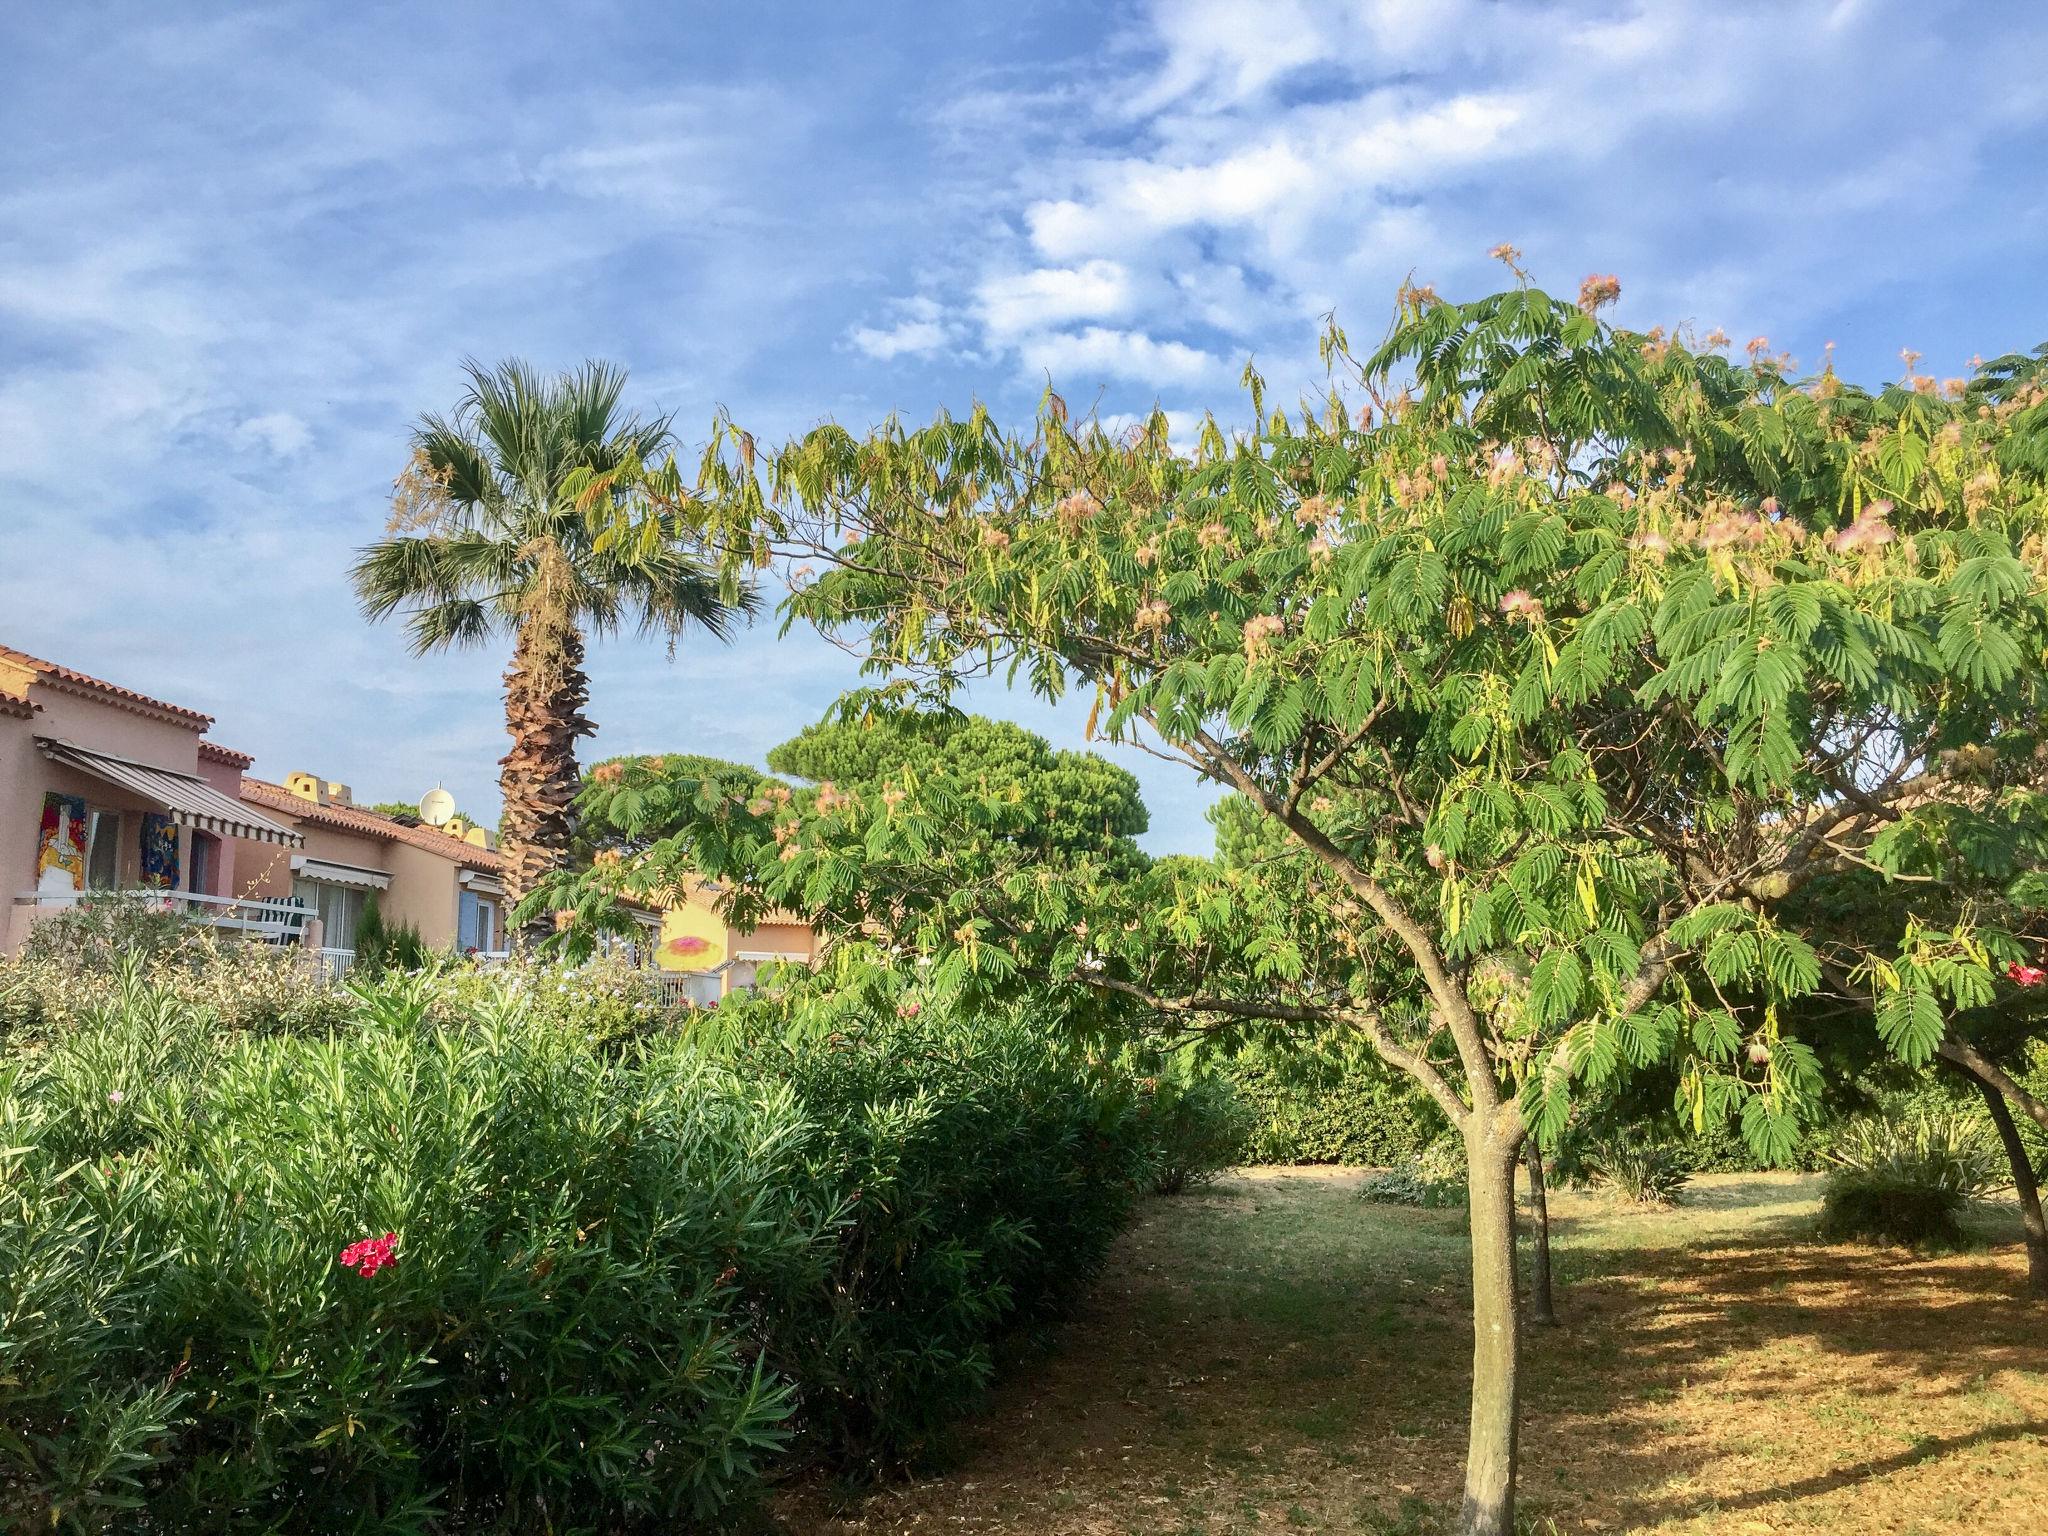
xmin=36 ymin=793 xmax=86 ymax=894
xmin=141 ymin=812 xmax=179 ymax=888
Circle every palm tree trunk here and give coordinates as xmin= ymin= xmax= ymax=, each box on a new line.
xmin=500 ymin=611 xmax=593 ymax=938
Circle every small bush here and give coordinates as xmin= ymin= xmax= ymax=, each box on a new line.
xmin=1360 ymin=1136 xmax=1468 ymax=1208
xmin=1819 ymin=1110 xmax=2005 ymax=1247
xmin=1139 ymin=1072 xmax=1252 ymax=1195
xmin=1585 ymin=1136 xmax=1691 ymax=1207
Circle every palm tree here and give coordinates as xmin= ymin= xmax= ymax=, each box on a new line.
xmin=352 ymin=358 xmax=747 ymax=939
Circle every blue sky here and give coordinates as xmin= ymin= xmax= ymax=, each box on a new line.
xmin=4 ymin=1 xmax=2045 ymax=854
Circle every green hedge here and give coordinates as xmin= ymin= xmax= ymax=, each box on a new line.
xmin=0 ymin=971 xmax=1156 ymax=1532
xmin=1226 ymin=1048 xmax=1446 ymax=1166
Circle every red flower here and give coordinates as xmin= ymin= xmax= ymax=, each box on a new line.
xmin=338 ymin=1232 xmax=399 ymax=1278
xmin=2006 ymin=962 xmax=2047 ymax=988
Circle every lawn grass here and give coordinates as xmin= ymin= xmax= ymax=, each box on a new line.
xmin=770 ymin=1170 xmax=2048 ymax=1534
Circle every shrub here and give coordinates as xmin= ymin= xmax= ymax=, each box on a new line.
xmin=1 ymin=972 xmax=813 ymax=1531
xmin=1584 ymin=1136 xmax=1691 ymax=1207
xmin=1819 ymin=1110 xmax=2006 ymax=1247
xmin=2 ymin=939 xmax=356 ymax=1046
xmin=0 ymin=968 xmax=1158 ymax=1527
xmin=1227 ymin=1045 xmax=1445 ymax=1165
xmin=351 ymin=897 xmax=429 ymax=976
xmin=722 ymin=995 xmax=1154 ymax=1471
xmin=1360 ymin=1135 xmax=1468 ymax=1208
xmin=1139 ymin=1072 xmax=1252 ymax=1195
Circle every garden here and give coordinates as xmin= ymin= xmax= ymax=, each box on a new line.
xmin=8 ymin=273 xmax=2048 ymax=1534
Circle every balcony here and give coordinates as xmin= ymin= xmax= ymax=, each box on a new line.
xmin=13 ymin=887 xmax=313 ymax=942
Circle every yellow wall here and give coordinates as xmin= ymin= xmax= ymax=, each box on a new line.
xmin=656 ymin=900 xmax=727 ymax=972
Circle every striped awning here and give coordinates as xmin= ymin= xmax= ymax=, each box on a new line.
xmin=293 ymin=856 xmax=391 ymax=891
xmin=38 ymin=738 xmax=304 ymax=848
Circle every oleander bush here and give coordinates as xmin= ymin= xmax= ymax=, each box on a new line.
xmin=1819 ymin=1110 xmax=2007 ymax=1248
xmin=1136 ymin=1070 xmax=1254 ymax=1195
xmin=0 ymin=967 xmax=1157 ymax=1532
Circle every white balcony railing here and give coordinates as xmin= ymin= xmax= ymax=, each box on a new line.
xmin=14 ymin=887 xmax=312 ymax=940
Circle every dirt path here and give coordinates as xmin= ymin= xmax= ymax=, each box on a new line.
xmin=773 ymin=1169 xmax=2048 ymax=1534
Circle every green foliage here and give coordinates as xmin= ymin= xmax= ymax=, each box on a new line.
xmin=2 ymin=934 xmax=356 ymax=1046
xmin=1227 ymin=1045 xmax=1446 ymax=1165
xmin=587 ymin=272 xmax=2048 ymax=1187
xmin=1581 ymin=1135 xmax=1692 ymax=1208
xmin=1137 ymin=1071 xmax=1254 ymax=1195
xmin=350 ymin=896 xmax=429 ymax=977
xmin=1359 ymin=1137 xmax=1469 ymax=1208
xmin=1819 ymin=1109 xmax=2008 ymax=1247
xmin=0 ymin=966 xmax=1159 ymax=1529
xmin=351 ymin=359 xmax=747 ymax=659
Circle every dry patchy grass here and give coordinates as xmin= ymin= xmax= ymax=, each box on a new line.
xmin=770 ymin=1169 xmax=2047 ymax=1535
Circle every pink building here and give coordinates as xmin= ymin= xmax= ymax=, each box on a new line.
xmin=4 ymin=645 xmax=506 ymax=967
xmin=1 ymin=646 xmax=304 ymax=955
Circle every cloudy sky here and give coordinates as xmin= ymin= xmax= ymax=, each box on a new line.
xmin=4 ymin=1 xmax=2045 ymax=853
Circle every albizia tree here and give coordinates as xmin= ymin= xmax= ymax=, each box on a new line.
xmin=574 ymin=278 xmax=2048 ymax=1533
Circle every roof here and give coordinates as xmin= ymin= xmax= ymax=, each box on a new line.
xmin=0 ymin=692 xmax=37 ymax=720
xmin=0 ymin=646 xmax=214 ymax=729
xmin=39 ymin=739 xmax=303 ymax=847
xmin=241 ymin=777 xmax=507 ymax=872
xmin=198 ymin=740 xmax=255 ymax=768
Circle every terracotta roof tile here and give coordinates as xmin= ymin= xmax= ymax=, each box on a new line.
xmin=0 ymin=645 xmax=212 ymax=728
xmin=198 ymin=741 xmax=255 ymax=768
xmin=240 ymin=777 xmax=506 ymax=873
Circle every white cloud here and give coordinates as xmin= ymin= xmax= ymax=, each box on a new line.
xmin=975 ymin=260 xmax=1134 ymax=338
xmin=1017 ymin=326 xmax=1223 ymax=387
xmin=848 ymin=296 xmax=955 ymax=360
xmin=235 ymin=411 xmax=312 ymax=457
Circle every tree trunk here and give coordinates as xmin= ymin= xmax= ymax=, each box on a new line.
xmin=499 ymin=611 xmax=593 ymax=940
xmin=1459 ymin=1130 xmax=1521 ymax=1536
xmin=1974 ymin=1077 xmax=2048 ymax=1299
xmin=1523 ymin=1141 xmax=1557 ymax=1326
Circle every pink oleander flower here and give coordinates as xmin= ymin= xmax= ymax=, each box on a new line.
xmin=2007 ymin=962 xmax=2048 ymax=987
xmin=896 ymin=999 xmax=922 ymax=1019
xmin=338 ymin=1233 xmax=398 ymax=1278
xmin=107 ymin=1089 xmax=125 ymax=1105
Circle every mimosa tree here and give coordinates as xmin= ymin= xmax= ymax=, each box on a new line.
xmin=570 ymin=278 xmax=2048 ymax=1533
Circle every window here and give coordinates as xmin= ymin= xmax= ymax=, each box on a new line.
xmin=85 ymin=809 xmax=122 ymax=890
xmin=188 ymin=832 xmax=217 ymax=894
xmin=458 ymin=889 xmax=499 ymax=952
xmin=294 ymin=879 xmax=367 ymax=951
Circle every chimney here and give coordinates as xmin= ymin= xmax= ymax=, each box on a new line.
xmin=283 ymin=772 xmax=353 ymax=807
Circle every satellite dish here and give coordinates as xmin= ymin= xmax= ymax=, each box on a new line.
xmin=418 ymin=787 xmax=457 ymax=826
